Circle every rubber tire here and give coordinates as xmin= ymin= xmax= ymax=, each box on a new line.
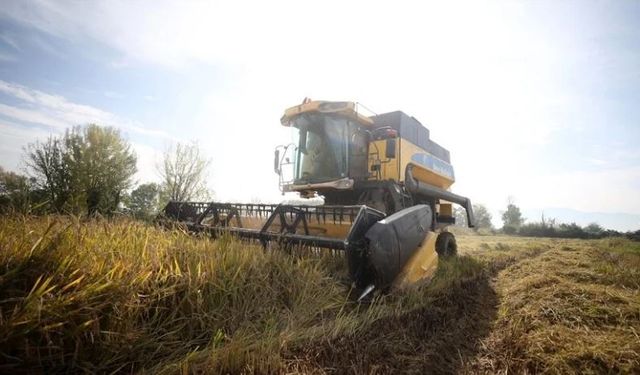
xmin=436 ymin=232 xmax=457 ymax=257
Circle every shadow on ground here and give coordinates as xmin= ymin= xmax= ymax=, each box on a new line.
xmin=286 ymin=272 xmax=499 ymax=374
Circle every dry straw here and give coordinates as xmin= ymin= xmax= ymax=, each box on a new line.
xmin=0 ymin=216 xmax=638 ymax=373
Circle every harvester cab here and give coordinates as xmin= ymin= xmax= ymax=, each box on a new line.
xmin=162 ymin=99 xmax=475 ymax=298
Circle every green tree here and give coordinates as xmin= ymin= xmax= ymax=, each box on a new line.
xmin=454 ymin=204 xmax=493 ymax=231
xmin=67 ymin=125 xmax=137 ymax=215
xmin=159 ymin=142 xmax=211 ymax=204
xmin=24 ymin=136 xmax=71 ymax=211
xmin=502 ymin=198 xmax=524 ymax=234
xmin=25 ymin=125 xmax=137 ymax=215
xmin=584 ymin=222 xmax=604 ymax=237
xmin=128 ymin=182 xmax=161 ymax=220
xmin=0 ymin=166 xmax=33 ymax=213
xmin=473 ymin=204 xmax=493 ymax=230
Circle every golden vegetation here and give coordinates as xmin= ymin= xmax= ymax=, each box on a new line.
xmin=0 ymin=216 xmax=638 ymax=374
xmin=460 ymin=235 xmax=640 ymax=374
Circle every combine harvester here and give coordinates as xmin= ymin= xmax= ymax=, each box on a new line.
xmin=162 ymin=99 xmax=475 ymax=298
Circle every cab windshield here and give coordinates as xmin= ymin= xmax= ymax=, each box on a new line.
xmin=292 ymin=113 xmax=367 ymax=184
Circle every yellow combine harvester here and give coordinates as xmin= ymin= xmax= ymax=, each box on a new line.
xmin=162 ymin=99 xmax=474 ymax=298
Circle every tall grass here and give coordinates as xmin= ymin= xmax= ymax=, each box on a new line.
xmin=0 ymin=216 xmax=490 ymax=373
xmin=0 ymin=216 xmax=344 ymax=372
xmin=1 ymin=216 xmax=638 ymax=373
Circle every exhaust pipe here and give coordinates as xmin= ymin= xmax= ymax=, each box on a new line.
xmin=405 ymin=164 xmax=475 ymax=228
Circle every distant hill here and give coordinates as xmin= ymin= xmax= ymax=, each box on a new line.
xmin=520 ymin=207 xmax=640 ymax=232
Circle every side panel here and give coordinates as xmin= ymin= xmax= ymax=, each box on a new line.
xmin=368 ymin=138 xmax=401 ymax=181
xmin=399 ymin=138 xmax=455 ymax=189
xmin=393 ymin=231 xmax=439 ymax=288
xmin=368 ymin=137 xmax=455 ymax=190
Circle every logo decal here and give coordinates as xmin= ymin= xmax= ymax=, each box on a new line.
xmin=410 ymin=153 xmax=455 ymax=180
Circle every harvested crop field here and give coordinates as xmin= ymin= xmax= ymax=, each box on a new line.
xmin=1 ymin=216 xmax=638 ymax=374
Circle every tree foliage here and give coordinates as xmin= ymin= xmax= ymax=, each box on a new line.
xmin=25 ymin=136 xmax=71 ymax=211
xmin=584 ymin=222 xmax=605 ymax=236
xmin=518 ymin=219 xmax=619 ymax=239
xmin=127 ymin=182 xmax=160 ymax=220
xmin=24 ymin=125 xmax=137 ymax=215
xmin=454 ymin=204 xmax=493 ymax=231
xmin=472 ymin=204 xmax=493 ymax=230
xmin=502 ymin=201 xmax=524 ymax=232
xmin=0 ymin=167 xmax=34 ymax=213
xmin=159 ymin=142 xmax=211 ymax=203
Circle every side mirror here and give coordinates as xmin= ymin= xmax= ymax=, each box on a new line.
xmin=385 ymin=138 xmax=396 ymax=159
xmin=274 ymin=149 xmax=280 ymax=174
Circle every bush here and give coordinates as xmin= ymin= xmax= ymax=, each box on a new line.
xmin=628 ymin=230 xmax=640 ymax=242
xmin=518 ymin=222 xmax=555 ymax=237
xmin=515 ymin=220 xmax=624 ymax=240
xmin=502 ymin=225 xmax=517 ymax=235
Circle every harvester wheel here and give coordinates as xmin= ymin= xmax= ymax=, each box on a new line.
xmin=436 ymin=232 xmax=457 ymax=257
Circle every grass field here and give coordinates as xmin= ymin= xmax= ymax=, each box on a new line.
xmin=0 ymin=216 xmax=638 ymax=374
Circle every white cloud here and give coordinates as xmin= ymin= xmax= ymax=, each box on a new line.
xmin=0 ymin=80 xmax=181 ymax=186
xmin=130 ymin=142 xmax=163 ymax=184
xmin=0 ymin=120 xmax=58 ymax=172
xmin=1 ymin=0 xmax=638 ymax=218
xmin=0 ymin=33 xmax=20 ymax=50
xmin=526 ymin=167 xmax=640 ymax=214
xmin=0 ymin=1 xmax=540 ymax=70
xmin=0 ymin=51 xmax=17 ymax=62
xmin=0 ymin=102 xmax=68 ymax=128
xmin=103 ymin=91 xmax=124 ymax=99
xmin=587 ymin=158 xmax=607 ymax=166
xmin=0 ymin=80 xmax=176 ymax=140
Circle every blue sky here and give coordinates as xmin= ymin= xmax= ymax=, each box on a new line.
xmin=0 ymin=1 xmax=639 ymax=230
